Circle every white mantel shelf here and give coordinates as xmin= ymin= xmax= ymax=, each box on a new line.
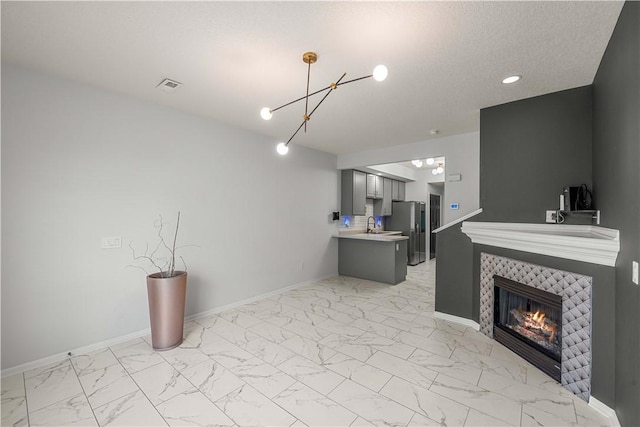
xmin=461 ymin=222 xmax=620 ymax=267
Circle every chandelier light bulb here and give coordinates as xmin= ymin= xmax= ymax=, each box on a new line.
xmin=260 ymin=107 xmax=273 ymax=120
xmin=436 ymin=166 xmax=444 ymax=174
xmin=372 ymin=65 xmax=388 ymax=82
xmin=432 ymin=169 xmax=438 ymax=176
xmin=276 ymin=142 xmax=289 ymax=155
xmin=426 ymin=158 xmax=435 ymax=165
xmin=411 ymin=159 xmax=423 ymax=168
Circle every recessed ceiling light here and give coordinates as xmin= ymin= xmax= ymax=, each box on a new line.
xmin=429 ymin=129 xmax=439 ymax=135
xmin=502 ymin=75 xmax=522 ymax=84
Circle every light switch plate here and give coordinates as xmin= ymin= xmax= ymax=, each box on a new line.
xmin=633 ymin=261 xmax=638 ymax=285
xmin=101 ymin=236 xmax=122 ymax=249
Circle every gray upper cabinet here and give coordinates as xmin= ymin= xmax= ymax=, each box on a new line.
xmin=366 ymin=174 xmax=384 ymax=199
xmin=392 ymin=180 xmax=400 ymax=201
xmin=341 ymin=170 xmax=367 ymax=216
xmin=374 ymin=178 xmax=393 ymax=216
xmin=392 ymin=180 xmax=406 ymax=201
xmin=366 ymin=174 xmax=376 ymax=199
xmin=374 ymin=175 xmax=384 ymax=199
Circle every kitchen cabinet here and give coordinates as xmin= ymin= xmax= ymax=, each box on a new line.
xmin=336 ymin=234 xmax=408 ymax=285
xmin=398 ymin=181 xmax=405 ymax=201
xmin=392 ymin=180 xmax=406 ymax=201
xmin=373 ymin=178 xmax=393 ymax=216
xmin=341 ymin=169 xmax=366 ymax=216
xmin=366 ymin=174 xmax=383 ymax=199
xmin=374 ymin=175 xmax=384 ymax=199
xmin=366 ymin=174 xmax=376 ymax=199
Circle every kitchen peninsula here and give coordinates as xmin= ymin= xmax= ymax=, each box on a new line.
xmin=335 ymin=231 xmax=408 ymax=285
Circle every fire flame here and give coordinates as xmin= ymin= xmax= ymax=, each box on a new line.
xmin=524 ymin=309 xmax=556 ymax=342
xmin=531 ymin=310 xmax=545 ymax=325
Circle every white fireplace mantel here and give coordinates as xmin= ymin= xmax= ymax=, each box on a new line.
xmin=461 ymin=222 xmax=620 ymax=266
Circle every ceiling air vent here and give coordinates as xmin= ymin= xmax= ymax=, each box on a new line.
xmin=156 ymin=78 xmax=182 ymax=93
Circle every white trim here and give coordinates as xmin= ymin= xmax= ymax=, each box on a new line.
xmin=461 ymin=222 xmax=620 ymax=266
xmin=432 ymin=208 xmax=483 ymax=234
xmin=434 ymin=311 xmax=480 ymax=331
xmin=0 ymin=329 xmax=151 ymax=378
xmin=185 ymin=274 xmax=335 ymax=322
xmin=589 ymin=396 xmax=620 ymax=427
xmin=1 ymin=274 xmax=334 ymax=378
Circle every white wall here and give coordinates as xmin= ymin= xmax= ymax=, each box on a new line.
xmin=337 ymin=132 xmax=480 ymax=224
xmin=1 ymin=64 xmax=339 ymax=370
xmin=405 ymin=169 xmax=434 ymax=202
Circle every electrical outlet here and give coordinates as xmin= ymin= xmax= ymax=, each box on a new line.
xmin=545 ymin=210 xmax=557 ymax=223
xmin=633 ymin=261 xmax=638 ymax=285
xmin=101 ymin=236 xmax=122 ymax=249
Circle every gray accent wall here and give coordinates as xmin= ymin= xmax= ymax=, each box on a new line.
xmin=435 ymin=223 xmax=474 ymax=319
xmin=479 ymin=85 xmax=593 ymax=224
xmin=592 ymin=2 xmax=640 ymax=425
xmin=470 ymin=86 xmax=618 ymax=408
xmin=436 ymin=85 xmax=596 ymax=322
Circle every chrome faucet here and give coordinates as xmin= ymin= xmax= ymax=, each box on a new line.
xmin=367 ymin=216 xmax=376 ymax=233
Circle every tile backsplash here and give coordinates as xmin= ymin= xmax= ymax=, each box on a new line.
xmin=337 ymin=201 xmax=384 ymax=232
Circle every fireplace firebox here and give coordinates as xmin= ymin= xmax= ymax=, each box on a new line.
xmin=493 ymin=275 xmax=562 ymax=381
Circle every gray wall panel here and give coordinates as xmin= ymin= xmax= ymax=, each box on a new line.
xmin=592 ymin=2 xmax=640 ymax=425
xmin=435 ymin=223 xmax=474 ymax=319
xmin=480 ymin=86 xmax=593 ymax=224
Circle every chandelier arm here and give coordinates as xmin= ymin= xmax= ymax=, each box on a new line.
xmin=286 ymin=120 xmax=307 ymax=145
xmin=336 ymin=74 xmax=373 ymax=86
xmin=307 ymin=72 xmax=347 ymax=118
xmin=284 ymin=73 xmax=347 ymax=147
xmin=270 ymin=86 xmax=332 ymax=114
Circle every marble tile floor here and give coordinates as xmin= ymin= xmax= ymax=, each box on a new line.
xmin=1 ymin=260 xmax=612 ymax=427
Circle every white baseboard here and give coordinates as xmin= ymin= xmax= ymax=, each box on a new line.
xmin=0 ymin=329 xmax=151 ymax=378
xmin=433 ymin=311 xmax=480 ymax=331
xmin=184 ymin=274 xmax=335 ymax=322
xmin=1 ymin=274 xmax=335 ymax=378
xmin=589 ymin=396 xmax=620 ymax=427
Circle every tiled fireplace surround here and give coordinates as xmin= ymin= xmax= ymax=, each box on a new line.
xmin=479 ymin=253 xmax=592 ymax=402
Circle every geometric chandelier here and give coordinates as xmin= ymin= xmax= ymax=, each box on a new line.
xmin=260 ymin=51 xmax=388 ymax=155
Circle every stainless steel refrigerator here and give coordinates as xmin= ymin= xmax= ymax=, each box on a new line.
xmin=385 ymin=201 xmax=426 ymax=265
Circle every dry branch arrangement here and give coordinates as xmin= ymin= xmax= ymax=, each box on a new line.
xmin=129 ymin=212 xmax=187 ymax=278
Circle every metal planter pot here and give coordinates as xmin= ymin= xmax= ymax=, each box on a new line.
xmin=146 ymin=271 xmax=187 ymax=350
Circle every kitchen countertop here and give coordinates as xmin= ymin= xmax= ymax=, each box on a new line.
xmin=334 ymin=231 xmax=408 ymax=242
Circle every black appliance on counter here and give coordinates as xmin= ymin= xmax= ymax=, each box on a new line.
xmin=563 ymin=184 xmax=593 ymax=211
xmin=385 ymin=201 xmax=426 ymax=265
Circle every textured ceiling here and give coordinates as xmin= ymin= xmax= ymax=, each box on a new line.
xmin=1 ymin=1 xmax=623 ymax=155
